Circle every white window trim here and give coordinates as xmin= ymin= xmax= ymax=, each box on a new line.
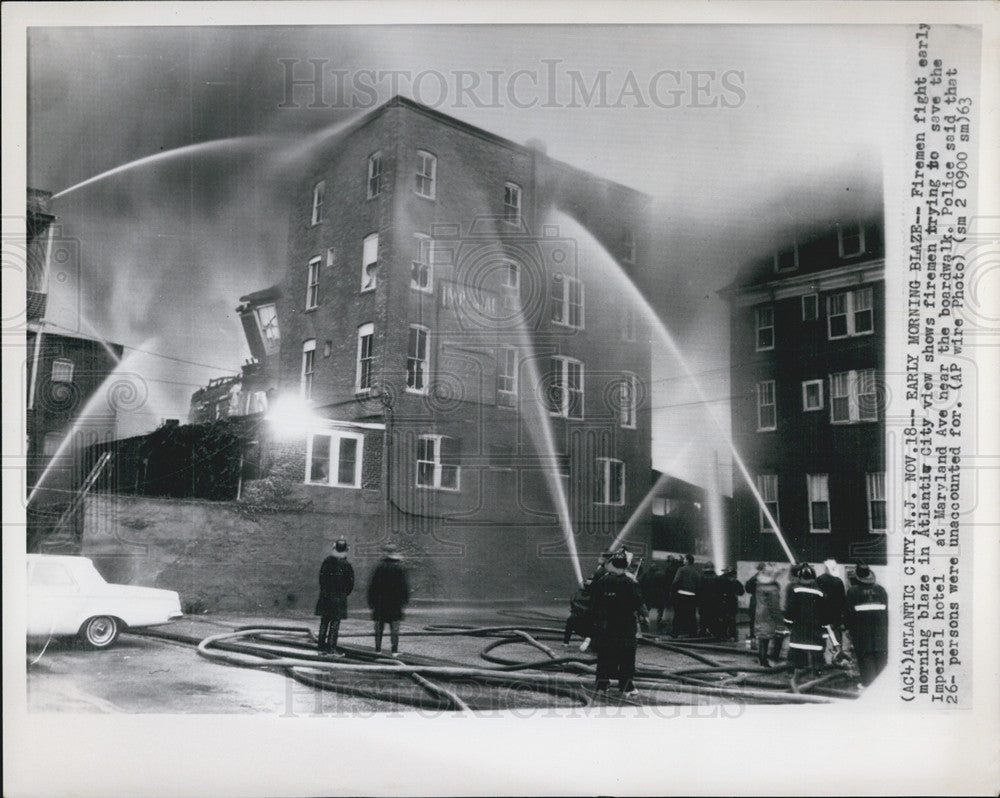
xmin=497 ymin=346 xmax=518 ymax=409
xmin=866 ymin=472 xmax=887 ymax=534
xmin=801 ymin=379 xmax=824 ymax=412
xmin=361 ymin=233 xmax=379 ymax=293
xmin=306 ymin=256 xmax=321 ymax=310
xmin=415 ymin=150 xmax=437 ymax=200
xmin=415 ymin=434 xmax=460 ymax=491
xmin=355 ymin=323 xmax=375 ymax=394
xmin=757 ymin=474 xmax=779 ymax=534
xmin=301 ymin=339 xmax=316 ymax=400
xmin=838 ymin=223 xmax=866 ymax=258
xmin=620 ymin=307 xmax=637 ymax=342
xmin=411 ymin=233 xmax=434 ymax=293
xmin=621 ymin=229 xmax=636 ymax=266
xmin=756 ymin=380 xmax=777 ymax=432
xmin=773 ymin=244 xmax=799 ymax=273
xmin=551 ymin=274 xmax=585 ymax=330
xmin=549 ymin=355 xmax=585 ymax=419
xmin=755 ymin=305 xmax=775 ymax=352
xmin=305 ymin=430 xmax=364 ymax=489
xmin=255 ymin=304 xmax=280 ymax=346
xmin=501 ymin=260 xmax=520 ymax=291
xmin=367 ymin=151 xmax=382 ymax=200
xmin=827 ymin=286 xmax=874 ymax=340
xmin=595 ymin=457 xmax=626 ymax=506
xmin=406 ymin=324 xmax=430 ymax=395
xmin=801 ymin=293 xmax=818 ymax=321
xmin=503 ymin=182 xmax=522 ymax=226
xmin=51 ymin=358 xmax=75 ymax=383
xmin=311 ymin=181 xmax=325 ymax=226
xmin=829 ymin=369 xmax=878 ymax=424
xmin=620 ymin=372 xmax=638 ymax=429
xmin=807 ymin=473 xmax=831 ymax=534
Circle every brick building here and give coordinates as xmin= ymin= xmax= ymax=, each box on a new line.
xmin=233 ymin=96 xmax=653 ymax=600
xmin=720 ymin=218 xmax=886 ymax=567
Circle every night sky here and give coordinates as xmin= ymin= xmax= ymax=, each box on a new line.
xmin=28 ymin=25 xmax=897 ymax=489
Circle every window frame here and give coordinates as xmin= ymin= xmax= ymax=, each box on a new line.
xmin=361 ymin=232 xmax=379 ymax=293
xmin=755 ymin=305 xmax=775 ymax=351
xmin=621 ymin=228 xmax=636 ymax=266
xmin=619 ymin=372 xmax=638 ymax=429
xmin=301 ymin=339 xmax=316 ymax=400
xmin=355 ymin=323 xmax=375 ymax=394
xmin=866 ymin=472 xmax=887 ymax=533
xmin=757 ymin=474 xmax=779 ymax=534
xmin=806 ymin=473 xmax=831 ymax=533
xmin=595 ymin=457 xmax=626 ymax=506
xmin=620 ymin=307 xmax=637 ymax=342
xmin=255 ymin=304 xmax=280 ymax=347
xmin=550 ymin=273 xmax=585 ymax=330
xmin=501 ymin=260 xmax=520 ymax=292
xmin=756 ymin=379 xmax=777 ymax=431
xmin=311 ymin=180 xmax=325 ymax=226
xmin=416 ymin=434 xmax=460 ymax=491
xmin=801 ymin=293 xmax=818 ymax=321
xmin=406 ymin=324 xmax=430 ymax=395
xmin=305 ymin=430 xmax=364 ymax=489
xmin=305 ymin=256 xmax=321 ymax=310
xmin=827 ymin=286 xmax=875 ymax=339
xmin=801 ymin=379 xmax=824 ymax=412
xmin=50 ymin=358 xmax=75 ymax=383
xmin=497 ymin=346 xmax=518 ymax=409
xmin=367 ymin=151 xmax=382 ymax=200
xmin=773 ymin=244 xmax=799 ymax=273
xmin=410 ymin=233 xmax=433 ymax=293
xmin=838 ymin=223 xmax=866 ymax=258
xmin=548 ymin=355 xmax=585 ymax=420
xmin=830 ymin=368 xmax=878 ymax=424
xmin=415 ymin=150 xmax=437 ymax=200
xmin=503 ymin=182 xmax=522 ymax=225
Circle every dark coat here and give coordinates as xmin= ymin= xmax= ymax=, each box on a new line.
xmin=639 ymin=565 xmax=669 ymax=610
xmin=671 ymin=563 xmax=701 ymax=597
xmin=844 ymin=582 xmax=888 ymax=654
xmin=568 ymin=582 xmax=593 ymax=619
xmin=367 ymin=558 xmax=410 ymax=622
xmin=784 ymin=579 xmax=826 ymax=652
xmin=754 ymin=581 xmax=783 ymax=638
xmin=718 ymin=573 xmax=745 ymax=612
xmin=315 ymin=555 xmax=354 ymax=619
xmin=663 ymin=559 xmax=682 ymax=604
xmin=590 ymin=571 xmax=645 ymax=641
xmin=817 ymin=573 xmax=847 ymax=626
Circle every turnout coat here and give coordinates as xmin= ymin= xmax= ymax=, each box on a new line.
xmin=844 ymin=582 xmax=889 ymax=654
xmin=754 ymin=581 xmax=783 ymax=638
xmin=367 ymin=558 xmax=410 ymax=622
xmin=784 ymin=578 xmax=826 ymax=654
xmin=817 ymin=572 xmax=847 ymax=626
xmin=315 ymin=556 xmax=354 ymax=619
xmin=589 ymin=572 xmax=645 ymax=642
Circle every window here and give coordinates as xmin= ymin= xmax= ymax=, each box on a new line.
xmin=838 ymin=223 xmax=866 ymax=258
xmin=356 ymin=323 xmax=374 ymax=393
xmin=830 ymin=369 xmax=878 ymax=423
xmin=301 ymin=340 xmax=316 ymax=399
xmin=306 ymin=257 xmax=320 ymax=309
xmin=828 ymin=286 xmax=874 ymax=339
xmin=551 ymin=274 xmax=584 ymax=329
xmin=29 ymin=560 xmax=75 ymax=587
xmin=43 ymin=432 xmax=63 ymax=456
xmin=326 ymin=247 xmax=336 ymax=268
xmin=306 ymin=431 xmax=363 ymax=488
xmin=619 ymin=372 xmax=638 ymax=429
xmin=774 ymin=244 xmax=798 ymax=273
xmin=51 ymin=358 xmax=74 ymax=383
xmin=497 ymin=346 xmax=518 ymax=408
xmin=503 ymin=183 xmax=521 ymax=225
xmin=595 ymin=458 xmax=625 ymax=505
xmin=547 ymin=356 xmax=584 ymax=419
xmin=807 ymin=474 xmax=831 ymax=533
xmin=361 ymin=233 xmax=378 ymax=292
xmin=620 ymin=307 xmax=636 ymax=342
xmin=406 ymin=325 xmax=429 ymax=393
xmin=501 ymin=260 xmax=519 ymax=291
xmin=311 ymin=180 xmax=325 ymax=225
xmin=415 ymin=150 xmax=436 ymax=199
xmin=866 ymin=472 xmax=887 ymax=533
xmin=757 ymin=474 xmax=779 ymax=532
xmin=411 ymin=234 xmax=433 ymax=292
xmin=802 ymin=379 xmax=824 ymax=411
xmin=621 ymin=229 xmax=636 ymax=265
xmin=755 ymin=306 xmax=774 ymax=351
xmin=367 ymin=152 xmax=382 ymax=199
xmin=757 ymin=380 xmax=776 ymax=431
xmin=651 ymin=498 xmax=668 ymax=516
xmin=256 ymin=304 xmax=280 ymax=347
xmin=802 ymin=293 xmax=818 ymax=321
xmin=416 ymin=434 xmax=460 ymax=490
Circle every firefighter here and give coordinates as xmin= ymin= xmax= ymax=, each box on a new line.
xmin=563 ymin=578 xmax=594 ymax=646
xmin=817 ymin=558 xmax=847 ymax=650
xmin=717 ymin=566 xmax=745 ymax=642
xmin=697 ymin=561 xmax=720 ymax=638
xmin=589 ymin=551 xmax=645 ymax=697
xmin=783 ymin=563 xmax=826 ymax=675
xmin=639 ymin=561 xmax=670 ymax=632
xmin=844 ymin=563 xmax=889 ymax=687
xmin=670 ymin=554 xmax=701 ymax=637
xmin=315 ymin=538 xmax=354 ymax=656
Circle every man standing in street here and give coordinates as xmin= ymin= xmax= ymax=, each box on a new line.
xmin=315 ymin=537 xmax=354 ymax=656
xmin=589 ymin=551 xmax=646 ymax=697
xmin=817 ymin=558 xmax=847 ymax=652
xmin=844 ymin=563 xmax=889 ymax=687
xmin=366 ymin=543 xmax=410 ymax=657
xmin=670 ymin=553 xmax=701 ymax=638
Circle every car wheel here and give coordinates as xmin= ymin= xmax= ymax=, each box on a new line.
xmin=79 ymin=615 xmax=120 ymax=649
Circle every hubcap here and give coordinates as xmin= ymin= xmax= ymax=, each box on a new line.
xmin=89 ymin=617 xmax=115 ymax=644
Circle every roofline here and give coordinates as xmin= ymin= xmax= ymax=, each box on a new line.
xmin=718 ymin=257 xmax=885 ymax=302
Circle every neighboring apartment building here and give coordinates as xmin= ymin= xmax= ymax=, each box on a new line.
xmin=720 ymin=218 xmax=886 ymax=567
xmin=235 ymin=96 xmax=653 ymax=599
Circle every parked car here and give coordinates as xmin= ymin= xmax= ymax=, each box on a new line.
xmin=26 ymin=554 xmax=182 ymax=649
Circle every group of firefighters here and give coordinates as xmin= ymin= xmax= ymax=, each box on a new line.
xmin=564 ymin=549 xmax=889 ymax=695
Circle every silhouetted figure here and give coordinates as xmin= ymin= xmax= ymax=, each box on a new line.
xmin=590 ymin=551 xmax=645 ymax=697
xmin=754 ymin=563 xmax=784 ymax=666
xmin=316 ymin=538 xmax=354 ymax=656
xmin=697 ymin=562 xmax=720 ymax=637
xmin=563 ymin=579 xmax=594 ymax=645
xmin=844 ymin=563 xmax=888 ymax=687
xmin=367 ymin=543 xmax=410 ymax=657
xmin=784 ymin=563 xmax=826 ymax=675
xmin=717 ymin=567 xmax=745 ymax=642
xmin=671 ymin=554 xmax=701 ymax=637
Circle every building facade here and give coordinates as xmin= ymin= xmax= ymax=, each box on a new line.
xmin=233 ymin=96 xmax=653 ymax=600
xmin=721 ymin=219 xmax=886 ymax=567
